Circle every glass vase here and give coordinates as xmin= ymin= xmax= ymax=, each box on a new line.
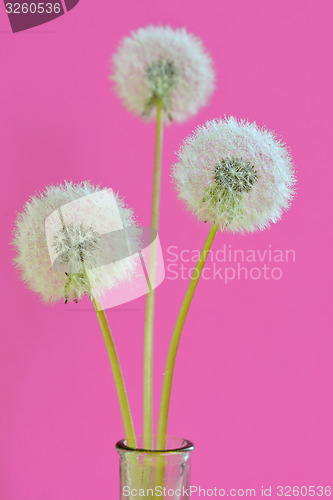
xmin=116 ymin=436 xmax=194 ymax=499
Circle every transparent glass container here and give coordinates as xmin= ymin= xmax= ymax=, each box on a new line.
xmin=116 ymin=436 xmax=194 ymax=499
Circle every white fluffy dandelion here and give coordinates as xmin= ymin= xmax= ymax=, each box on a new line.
xmin=172 ymin=117 xmax=296 ymax=232
xmin=12 ymin=181 xmax=139 ymax=303
xmin=111 ymin=25 xmax=215 ymax=123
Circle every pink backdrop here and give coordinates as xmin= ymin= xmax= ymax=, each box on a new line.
xmin=1 ymin=1 xmax=332 ymax=498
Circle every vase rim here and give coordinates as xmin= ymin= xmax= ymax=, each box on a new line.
xmin=116 ymin=436 xmax=194 ymax=454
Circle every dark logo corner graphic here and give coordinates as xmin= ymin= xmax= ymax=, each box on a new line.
xmin=3 ymin=0 xmax=80 ymax=33
xmin=64 ymin=0 xmax=79 ymax=12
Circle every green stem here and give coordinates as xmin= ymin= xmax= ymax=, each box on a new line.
xmin=156 ymin=223 xmax=219 ymax=450
xmin=143 ymin=100 xmax=164 ymax=450
xmin=58 ymin=220 xmax=137 ymax=447
xmin=92 ymin=297 xmax=136 ymax=447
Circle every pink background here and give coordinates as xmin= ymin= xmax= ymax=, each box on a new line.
xmin=1 ymin=1 xmax=332 ymax=498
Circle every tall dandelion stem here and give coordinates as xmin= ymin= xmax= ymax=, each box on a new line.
xmin=156 ymin=223 xmax=219 ymax=450
xmin=143 ymin=99 xmax=164 ymax=449
xmin=151 ymin=100 xmax=164 ymax=231
xmin=92 ymin=296 xmax=137 ymax=448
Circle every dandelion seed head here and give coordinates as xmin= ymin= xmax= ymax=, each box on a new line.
xmin=12 ymin=181 xmax=138 ymax=303
xmin=112 ymin=25 xmax=215 ymax=123
xmin=172 ymin=117 xmax=296 ymax=232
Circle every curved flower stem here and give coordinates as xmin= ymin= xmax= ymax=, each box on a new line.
xmin=92 ymin=296 xmax=137 ymax=448
xmin=156 ymin=223 xmax=220 ymax=450
xmin=143 ymin=99 xmax=164 ymax=450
